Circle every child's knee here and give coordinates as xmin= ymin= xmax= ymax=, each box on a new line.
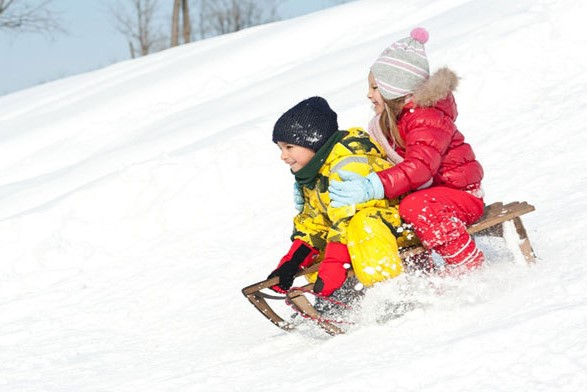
xmin=399 ymin=193 xmax=425 ymax=224
xmin=347 ymin=210 xmax=403 ymax=286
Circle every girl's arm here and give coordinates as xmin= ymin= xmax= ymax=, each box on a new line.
xmin=376 ymin=108 xmax=455 ymax=199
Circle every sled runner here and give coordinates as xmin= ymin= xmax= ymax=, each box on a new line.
xmin=242 ymin=201 xmax=536 ymax=335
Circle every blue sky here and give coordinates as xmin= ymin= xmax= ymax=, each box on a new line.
xmin=0 ymin=0 xmax=344 ymax=96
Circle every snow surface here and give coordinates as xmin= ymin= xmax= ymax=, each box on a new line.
xmin=1 ymin=0 xmax=587 ymax=390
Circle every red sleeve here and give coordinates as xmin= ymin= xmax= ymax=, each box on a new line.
xmin=376 ymin=108 xmax=456 ymax=200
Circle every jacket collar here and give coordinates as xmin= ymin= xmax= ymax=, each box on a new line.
xmin=294 ymin=131 xmax=346 ymax=188
xmin=411 ymin=67 xmax=458 ymax=107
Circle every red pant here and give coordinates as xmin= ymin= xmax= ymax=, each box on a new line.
xmin=399 ymin=187 xmax=485 ymax=267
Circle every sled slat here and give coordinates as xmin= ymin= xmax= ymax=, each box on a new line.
xmin=512 ymin=216 xmax=536 ymax=263
xmin=245 ymin=292 xmax=293 ymax=331
xmin=242 ymin=264 xmax=320 ymax=296
xmin=286 ymin=284 xmax=346 ymax=336
xmin=469 ymin=202 xmax=535 ymax=233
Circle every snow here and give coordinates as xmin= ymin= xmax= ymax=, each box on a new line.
xmin=1 ymin=0 xmax=587 ymax=390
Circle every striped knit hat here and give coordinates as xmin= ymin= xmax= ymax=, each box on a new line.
xmin=370 ymin=27 xmax=430 ymax=100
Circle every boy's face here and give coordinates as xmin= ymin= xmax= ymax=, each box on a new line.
xmin=367 ymin=72 xmax=385 ymax=115
xmin=276 ymin=141 xmax=316 ymax=173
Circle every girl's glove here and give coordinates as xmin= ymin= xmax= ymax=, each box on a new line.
xmin=293 ymin=182 xmax=304 ymax=212
xmin=268 ymin=239 xmax=319 ymax=293
xmin=328 ymin=170 xmax=384 ymax=207
xmin=313 ymin=242 xmax=351 ymax=297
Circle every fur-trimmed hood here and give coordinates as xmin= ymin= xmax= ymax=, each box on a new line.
xmin=411 ymin=67 xmax=459 ymax=107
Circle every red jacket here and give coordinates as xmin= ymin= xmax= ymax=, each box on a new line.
xmin=376 ymin=69 xmax=483 ymax=200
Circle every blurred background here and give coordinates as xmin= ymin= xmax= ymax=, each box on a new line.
xmin=0 ymin=0 xmax=355 ymax=96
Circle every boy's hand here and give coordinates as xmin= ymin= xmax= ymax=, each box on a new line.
xmin=293 ymin=182 xmax=304 ymax=212
xmin=313 ymin=242 xmax=351 ymax=296
xmin=329 ymin=170 xmax=384 ymax=207
xmin=268 ymin=239 xmax=319 ymax=292
xmin=267 ymin=262 xmax=300 ymax=293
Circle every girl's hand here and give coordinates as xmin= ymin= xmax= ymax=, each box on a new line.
xmin=328 ymin=170 xmax=384 ymax=207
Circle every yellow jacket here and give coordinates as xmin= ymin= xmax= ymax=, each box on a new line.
xmin=292 ymin=128 xmax=400 ymax=249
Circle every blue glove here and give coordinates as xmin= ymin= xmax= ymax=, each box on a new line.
xmin=293 ymin=182 xmax=304 ymax=212
xmin=328 ymin=170 xmax=384 ymax=207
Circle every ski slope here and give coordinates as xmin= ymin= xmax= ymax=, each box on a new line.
xmin=0 ymin=0 xmax=586 ymax=390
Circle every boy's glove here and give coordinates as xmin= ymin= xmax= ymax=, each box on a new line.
xmin=313 ymin=242 xmax=351 ymax=297
xmin=293 ymin=182 xmax=304 ymax=212
xmin=328 ymin=170 xmax=384 ymax=207
xmin=268 ymin=239 xmax=319 ymax=293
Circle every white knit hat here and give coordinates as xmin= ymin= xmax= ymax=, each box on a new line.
xmin=370 ymin=27 xmax=430 ymax=100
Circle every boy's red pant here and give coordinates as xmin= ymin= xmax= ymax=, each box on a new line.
xmin=399 ymin=187 xmax=485 ymax=269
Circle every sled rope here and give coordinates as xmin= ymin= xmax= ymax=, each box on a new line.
xmin=285 ymin=286 xmax=355 ymax=325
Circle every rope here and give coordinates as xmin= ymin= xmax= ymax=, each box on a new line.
xmin=285 ymin=286 xmax=355 ymax=325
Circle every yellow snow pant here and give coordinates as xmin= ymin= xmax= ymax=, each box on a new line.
xmin=347 ymin=206 xmax=418 ymax=287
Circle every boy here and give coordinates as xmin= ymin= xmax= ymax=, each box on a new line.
xmin=268 ymin=96 xmax=418 ymax=296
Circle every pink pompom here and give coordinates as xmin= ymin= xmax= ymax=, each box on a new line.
xmin=410 ymin=27 xmax=429 ymax=44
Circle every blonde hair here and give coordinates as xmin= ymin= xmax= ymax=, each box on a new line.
xmin=378 ymin=96 xmax=407 ymax=148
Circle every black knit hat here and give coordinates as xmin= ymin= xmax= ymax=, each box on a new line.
xmin=272 ymin=96 xmax=338 ymax=152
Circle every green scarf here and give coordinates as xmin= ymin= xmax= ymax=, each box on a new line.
xmin=294 ymin=131 xmax=347 ymax=188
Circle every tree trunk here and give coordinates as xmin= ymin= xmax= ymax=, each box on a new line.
xmin=129 ymin=41 xmax=136 ymax=59
xmin=182 ymin=0 xmax=191 ymax=44
xmin=171 ymin=0 xmax=180 ymax=47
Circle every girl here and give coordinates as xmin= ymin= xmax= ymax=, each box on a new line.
xmin=328 ymin=28 xmax=485 ymax=272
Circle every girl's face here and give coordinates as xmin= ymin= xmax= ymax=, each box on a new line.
xmin=276 ymin=142 xmax=316 ymax=173
xmin=367 ymin=72 xmax=385 ymax=115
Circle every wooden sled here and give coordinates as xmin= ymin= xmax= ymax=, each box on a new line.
xmin=242 ymin=201 xmax=536 ymax=335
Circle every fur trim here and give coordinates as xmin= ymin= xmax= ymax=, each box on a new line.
xmin=412 ymin=67 xmax=459 ymax=107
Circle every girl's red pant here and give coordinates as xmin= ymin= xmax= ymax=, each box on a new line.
xmin=399 ymin=187 xmax=485 ymax=268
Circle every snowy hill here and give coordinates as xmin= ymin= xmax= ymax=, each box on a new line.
xmin=1 ymin=0 xmax=587 ymax=390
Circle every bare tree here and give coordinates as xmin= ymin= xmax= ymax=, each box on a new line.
xmin=170 ymin=0 xmax=190 ymax=47
xmin=113 ymin=0 xmax=345 ymax=56
xmin=0 ymin=0 xmax=62 ymax=35
xmin=111 ymin=0 xmax=166 ymax=58
xmin=197 ymin=0 xmax=280 ymax=39
xmin=171 ymin=0 xmax=180 ymax=46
